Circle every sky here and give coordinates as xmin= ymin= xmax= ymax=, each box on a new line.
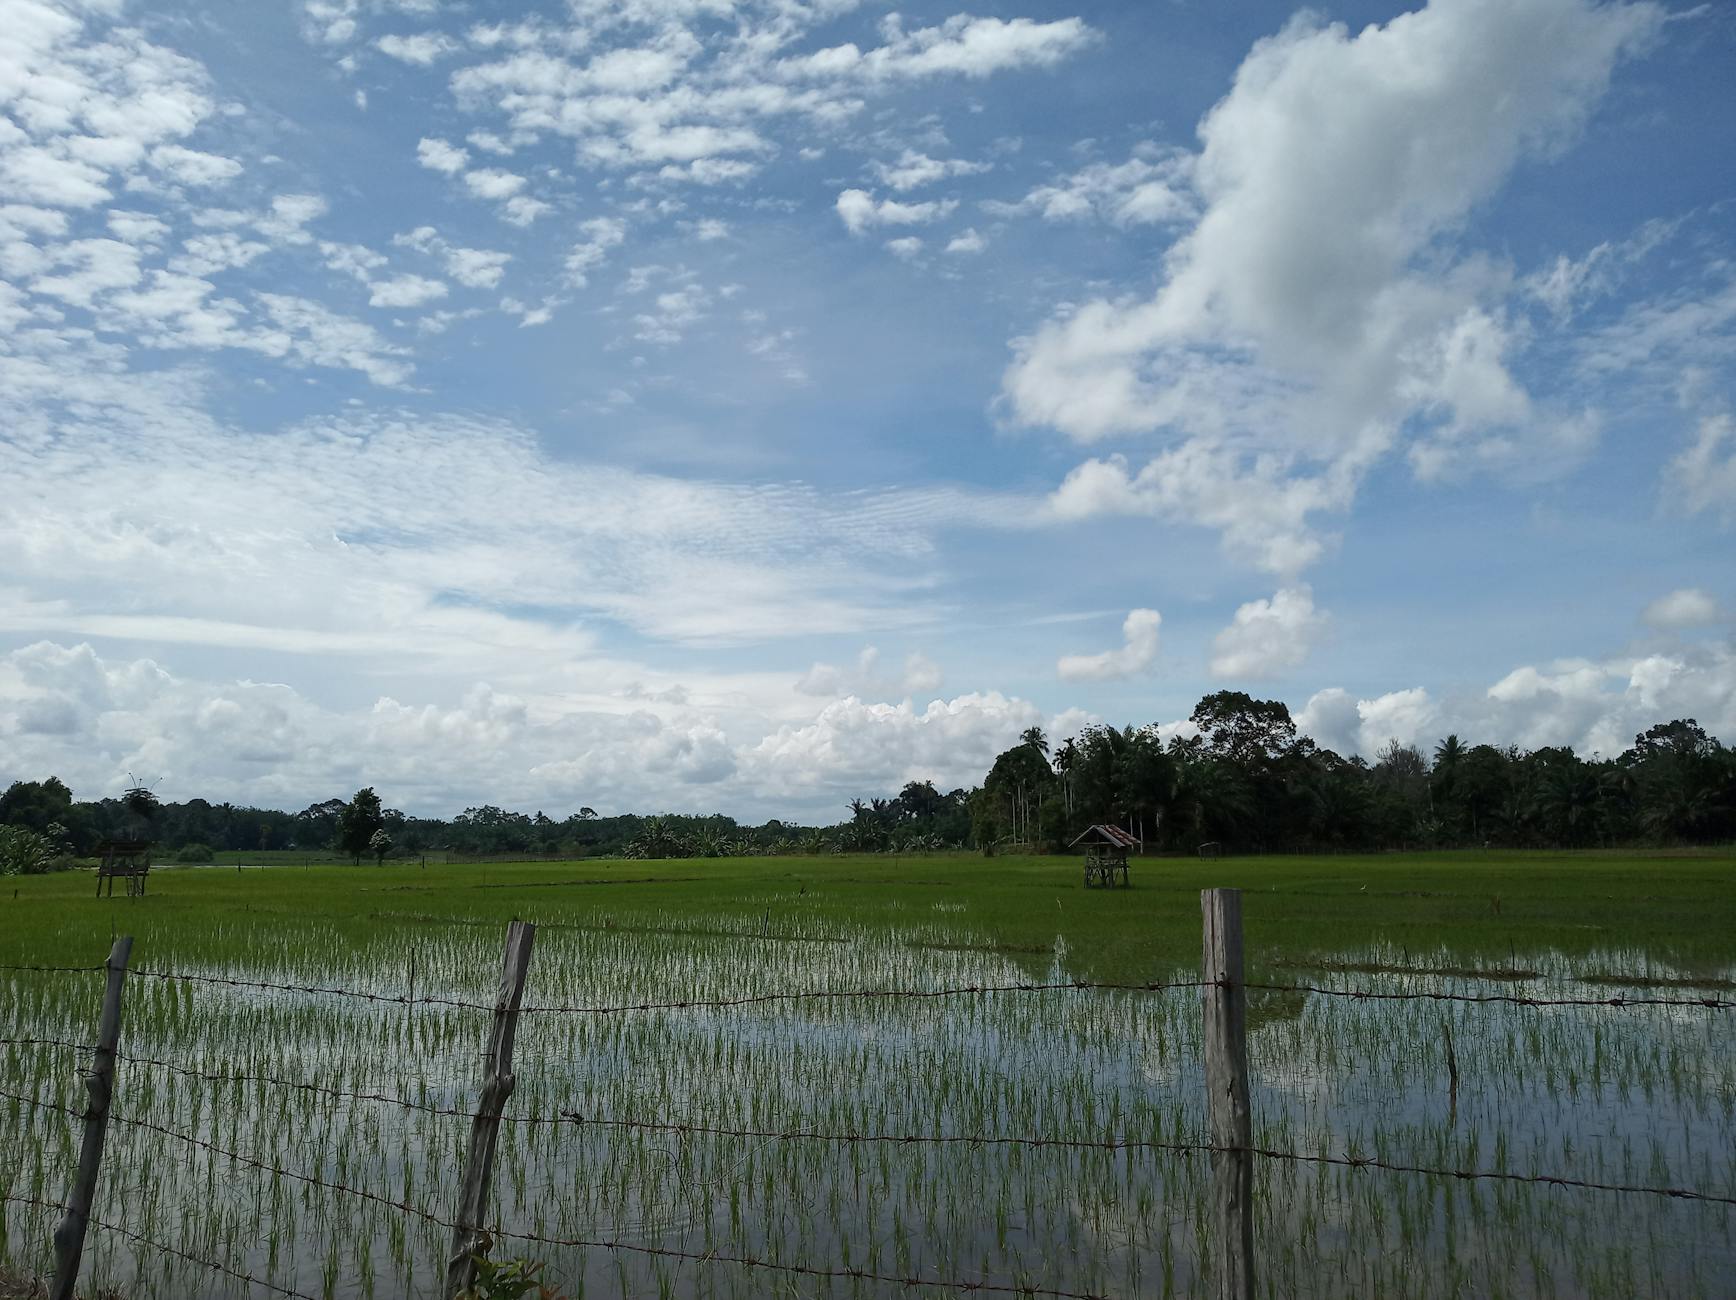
xmin=0 ymin=0 xmax=1732 ymax=822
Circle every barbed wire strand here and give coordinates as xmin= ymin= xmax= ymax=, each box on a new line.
xmin=0 ymin=1040 xmax=1226 ymax=1153
xmin=127 ymin=966 xmax=492 ymax=1011
xmin=13 ymin=957 xmax=1734 ymax=1013
xmin=1242 ymin=981 xmax=1736 ymax=1010
xmin=6 ymin=1081 xmax=1734 ymax=1209
xmin=0 ymin=1191 xmax=319 ymax=1300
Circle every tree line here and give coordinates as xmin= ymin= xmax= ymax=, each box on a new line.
xmin=1 ymin=690 xmax=1731 ymax=870
xmin=970 ymin=692 xmax=1736 ymax=854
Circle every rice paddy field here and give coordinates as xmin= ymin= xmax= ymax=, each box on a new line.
xmin=2 ymin=848 xmax=1734 ymax=1299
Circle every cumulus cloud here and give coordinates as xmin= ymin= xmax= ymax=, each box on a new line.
xmin=784 ymin=16 xmax=1097 ymax=83
xmin=1056 ymin=609 xmax=1161 ymax=682
xmin=416 ymin=137 xmax=468 ymax=174
xmin=1003 ymin=0 xmax=1665 ymax=570
xmin=873 ymin=150 xmax=991 ymax=191
xmin=394 ymin=226 xmax=512 ymax=289
xmin=1295 ymin=639 xmax=1736 ymax=762
xmin=1296 ymin=686 xmax=1436 ymax=756
xmin=986 ymin=148 xmax=1194 ymax=227
xmin=0 ymin=637 xmax=1065 ymax=820
xmin=0 ymin=4 xmax=221 ymax=212
xmin=1046 ymin=449 xmax=1353 ymax=575
xmin=1643 ymin=588 xmax=1722 ymax=630
xmin=377 ymin=32 xmax=461 ymax=65
xmin=836 ymin=189 xmax=958 ymax=235
xmin=744 ymin=691 xmax=1045 ymax=800
xmin=1209 ymin=586 xmax=1326 ymax=678
xmin=367 ymin=273 xmax=447 ymax=308
xmin=795 ymin=647 xmax=943 ymax=699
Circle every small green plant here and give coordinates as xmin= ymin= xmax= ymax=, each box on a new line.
xmin=0 ymin=825 xmax=57 ymax=875
xmin=176 ymin=842 xmax=215 ymax=863
xmin=457 ymin=1251 xmax=567 ymax=1300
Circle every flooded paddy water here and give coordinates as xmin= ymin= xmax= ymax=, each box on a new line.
xmin=3 ymin=896 xmax=1734 ymax=1299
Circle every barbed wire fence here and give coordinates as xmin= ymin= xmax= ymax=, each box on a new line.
xmin=3 ymin=887 xmax=1734 ymax=1300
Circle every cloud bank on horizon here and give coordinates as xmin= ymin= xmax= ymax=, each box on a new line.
xmin=0 ymin=0 xmax=1731 ymax=819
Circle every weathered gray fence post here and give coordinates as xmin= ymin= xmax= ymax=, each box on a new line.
xmin=51 ymin=935 xmax=133 ymax=1300
xmin=1201 ymin=888 xmax=1253 ymax=1300
xmin=444 ymin=919 xmax=536 ymax=1299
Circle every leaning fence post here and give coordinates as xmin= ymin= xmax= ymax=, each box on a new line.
xmin=51 ymin=935 xmax=133 ymax=1300
xmin=445 ymin=919 xmax=536 ymax=1299
xmin=1201 ymin=888 xmax=1253 ymax=1300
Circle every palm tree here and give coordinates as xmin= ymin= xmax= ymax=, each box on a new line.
xmin=1020 ymin=726 xmax=1049 ymax=757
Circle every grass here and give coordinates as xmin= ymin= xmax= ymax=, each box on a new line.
xmin=10 ymin=846 xmax=1736 ymax=980
xmin=3 ymin=848 xmax=1734 ymax=1299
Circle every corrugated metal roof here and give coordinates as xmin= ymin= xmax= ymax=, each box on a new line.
xmin=1069 ymin=824 xmax=1141 ymax=849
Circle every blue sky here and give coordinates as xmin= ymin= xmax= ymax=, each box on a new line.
xmin=1 ymin=0 xmax=1732 ymax=819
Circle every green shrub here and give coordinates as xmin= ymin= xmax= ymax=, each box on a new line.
xmin=0 ymin=825 xmax=57 ymax=875
xmin=175 ymin=843 xmax=215 ymax=863
xmin=457 ymin=1251 xmax=567 ymax=1300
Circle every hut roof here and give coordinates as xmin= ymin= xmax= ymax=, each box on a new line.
xmin=1068 ymin=824 xmax=1141 ymax=849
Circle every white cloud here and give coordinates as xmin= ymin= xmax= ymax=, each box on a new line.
xmin=795 ymin=647 xmax=944 ymax=699
xmin=1643 ymin=587 xmax=1722 ymax=630
xmin=786 ymin=16 xmax=1097 ymax=83
xmin=501 ymin=194 xmax=551 ymax=226
xmin=377 ymin=32 xmax=461 ymax=65
xmin=873 ymin=150 xmax=991 ymax=191
xmin=632 ymin=277 xmax=710 ymax=344
xmin=0 ymin=365 xmax=977 ymax=654
xmin=254 ymin=194 xmax=328 ymax=245
xmin=1209 ymin=586 xmax=1326 ymax=678
xmin=171 ymin=232 xmax=269 ymax=275
xmin=986 ymin=148 xmax=1194 ymax=227
xmin=1294 ymin=638 xmax=1736 ymax=762
xmin=885 ymin=236 xmax=923 ymax=260
xmin=416 ymin=137 xmax=468 ymax=174
xmin=367 ymin=273 xmax=447 ymax=308
xmin=145 ymin=145 xmax=241 ymax=189
xmin=30 ymin=238 xmax=143 ymax=308
xmin=1664 ymin=412 xmax=1736 ymax=523
xmin=255 ymin=293 xmax=415 ymax=384
xmin=564 ymin=216 xmax=627 ymax=287
xmin=396 ymin=227 xmax=513 ymax=290
xmin=444 ymin=246 xmax=510 ymax=289
xmin=1045 ymin=449 xmax=1354 ymax=575
xmin=1056 ymin=608 xmax=1161 ymax=682
xmin=745 ymin=691 xmax=1044 ymax=801
xmin=1003 ymin=0 xmax=1665 ymax=569
xmin=654 ymin=158 xmax=758 ymax=185
xmin=0 ymin=4 xmax=219 ymax=213
xmin=836 ymin=189 xmax=957 ymax=234
xmin=463 ymin=168 xmax=526 ymax=200
xmin=945 ymin=228 xmax=985 ymax=255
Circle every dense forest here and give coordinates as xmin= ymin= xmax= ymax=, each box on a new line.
xmin=2 ymin=691 xmax=1732 ymax=871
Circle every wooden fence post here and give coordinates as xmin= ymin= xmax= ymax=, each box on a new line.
xmin=444 ymin=919 xmax=536 ymax=1299
xmin=51 ymin=935 xmax=133 ymax=1300
xmin=1201 ymin=888 xmax=1253 ymax=1300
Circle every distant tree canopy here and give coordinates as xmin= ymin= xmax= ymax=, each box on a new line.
xmin=970 ymin=704 xmax=1736 ymax=855
xmin=2 ymin=703 xmax=1731 ymax=862
xmin=337 ymin=788 xmax=384 ymax=864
